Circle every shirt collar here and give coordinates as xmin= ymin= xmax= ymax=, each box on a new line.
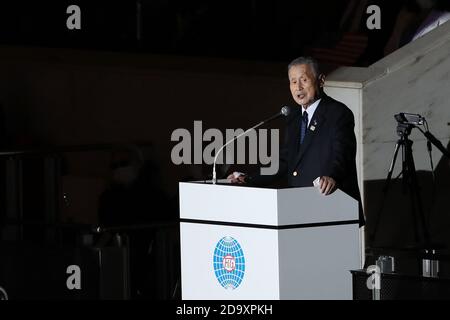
xmin=301 ymin=98 xmax=321 ymax=126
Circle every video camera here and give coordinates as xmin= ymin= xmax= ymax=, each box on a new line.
xmin=394 ymin=113 xmax=425 ymax=125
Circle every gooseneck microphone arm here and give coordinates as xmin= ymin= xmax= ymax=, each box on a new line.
xmin=212 ymin=106 xmax=290 ymax=184
xmin=212 ymin=122 xmax=263 ymax=184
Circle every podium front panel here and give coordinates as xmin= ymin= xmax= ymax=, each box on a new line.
xmin=180 ymin=222 xmax=280 ymax=300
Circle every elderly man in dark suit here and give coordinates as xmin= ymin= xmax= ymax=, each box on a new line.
xmin=230 ymin=56 xmax=362 ymax=216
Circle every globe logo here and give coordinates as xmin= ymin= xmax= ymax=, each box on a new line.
xmin=213 ymin=236 xmax=245 ymax=290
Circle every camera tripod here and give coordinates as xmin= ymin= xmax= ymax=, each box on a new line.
xmin=370 ymin=123 xmax=431 ymax=248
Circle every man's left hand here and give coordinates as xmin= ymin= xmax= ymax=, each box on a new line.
xmin=319 ymin=176 xmax=336 ymax=195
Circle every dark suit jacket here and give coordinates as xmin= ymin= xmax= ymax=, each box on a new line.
xmin=250 ymin=94 xmax=364 ymax=224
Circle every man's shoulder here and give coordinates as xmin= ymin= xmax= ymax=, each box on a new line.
xmin=321 ymin=95 xmax=353 ymax=117
xmin=321 ymin=94 xmax=348 ymax=109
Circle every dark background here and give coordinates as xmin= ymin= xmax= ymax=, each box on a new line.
xmin=0 ymin=0 xmax=421 ymax=199
xmin=0 ymin=1 xmax=348 ymax=60
xmin=0 ymin=0 xmax=449 ymax=300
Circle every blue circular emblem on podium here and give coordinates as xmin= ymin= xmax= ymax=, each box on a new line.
xmin=213 ymin=236 xmax=245 ymax=290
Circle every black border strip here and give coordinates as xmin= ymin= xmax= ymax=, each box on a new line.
xmin=179 ymin=218 xmax=359 ymax=230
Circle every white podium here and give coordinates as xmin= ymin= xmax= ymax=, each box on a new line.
xmin=179 ymin=182 xmax=360 ymax=300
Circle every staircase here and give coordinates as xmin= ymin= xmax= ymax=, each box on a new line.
xmin=306 ymin=32 xmax=368 ymax=73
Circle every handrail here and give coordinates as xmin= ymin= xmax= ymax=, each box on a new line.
xmin=0 ymin=141 xmax=154 ymax=158
xmin=2 ymin=218 xmax=178 ymax=233
xmin=92 ymin=221 xmax=178 ymax=233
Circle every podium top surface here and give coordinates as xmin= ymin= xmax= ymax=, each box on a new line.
xmin=179 ymin=181 xmax=358 ymax=227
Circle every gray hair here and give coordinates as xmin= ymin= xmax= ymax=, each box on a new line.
xmin=287 ymin=56 xmax=321 ymax=79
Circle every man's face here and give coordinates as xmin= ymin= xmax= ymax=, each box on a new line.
xmin=288 ymin=64 xmax=323 ymax=108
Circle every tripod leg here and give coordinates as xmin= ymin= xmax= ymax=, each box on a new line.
xmin=406 ymin=177 xmax=421 ymax=244
xmin=405 ymin=139 xmax=431 ymax=247
xmin=369 ymin=141 xmax=402 ymax=244
xmin=384 ymin=142 xmax=401 ymax=192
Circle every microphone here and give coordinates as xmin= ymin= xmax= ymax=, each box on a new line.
xmin=212 ymin=106 xmax=291 ymax=184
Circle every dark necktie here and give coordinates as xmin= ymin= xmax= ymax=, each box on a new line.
xmin=300 ymin=110 xmax=308 ymax=145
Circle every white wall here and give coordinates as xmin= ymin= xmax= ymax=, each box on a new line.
xmin=326 ymin=20 xmax=450 ymax=184
xmin=324 ymin=21 xmax=450 ymax=253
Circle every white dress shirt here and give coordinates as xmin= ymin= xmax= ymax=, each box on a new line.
xmin=302 ymin=98 xmax=321 ymax=127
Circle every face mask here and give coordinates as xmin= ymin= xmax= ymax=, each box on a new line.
xmin=416 ymin=0 xmax=436 ymax=9
xmin=112 ymin=165 xmax=138 ymax=186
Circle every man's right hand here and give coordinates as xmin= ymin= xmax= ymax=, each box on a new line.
xmin=227 ymin=172 xmax=247 ymax=184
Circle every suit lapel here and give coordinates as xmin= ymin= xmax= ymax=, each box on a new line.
xmin=292 ymin=98 xmax=327 ymax=169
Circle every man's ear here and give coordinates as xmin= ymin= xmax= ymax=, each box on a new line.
xmin=318 ymin=74 xmax=325 ymax=87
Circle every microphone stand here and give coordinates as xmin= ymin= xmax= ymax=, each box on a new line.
xmin=212 ymin=110 xmax=286 ymax=184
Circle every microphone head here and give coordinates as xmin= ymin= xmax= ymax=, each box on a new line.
xmin=281 ymin=106 xmax=291 ymax=117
